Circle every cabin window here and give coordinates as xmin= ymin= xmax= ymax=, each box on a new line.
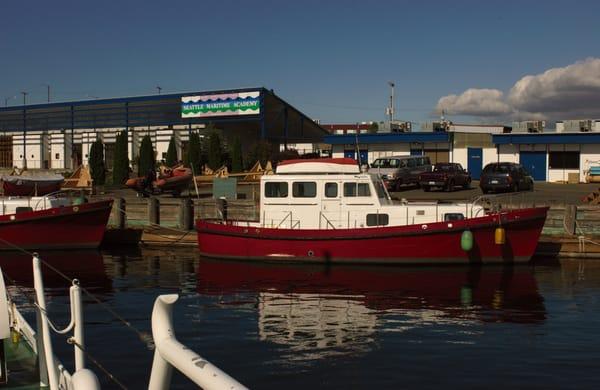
xmin=292 ymin=182 xmax=317 ymax=198
xmin=367 ymin=213 xmax=389 ymax=226
xmin=325 ymin=182 xmax=338 ymax=197
xmin=444 ymin=213 xmax=464 ymax=221
xmin=265 ymin=182 xmax=288 ymax=198
xmin=344 ymin=182 xmax=371 ymax=197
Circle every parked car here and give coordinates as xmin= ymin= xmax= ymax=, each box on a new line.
xmin=479 ymin=162 xmax=534 ymax=193
xmin=370 ymin=156 xmax=432 ymax=191
xmin=419 ymin=163 xmax=471 ymax=192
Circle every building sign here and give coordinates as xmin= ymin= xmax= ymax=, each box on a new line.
xmin=181 ymin=91 xmax=260 ymax=118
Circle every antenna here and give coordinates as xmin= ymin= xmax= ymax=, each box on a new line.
xmin=388 ymin=81 xmax=395 ymax=123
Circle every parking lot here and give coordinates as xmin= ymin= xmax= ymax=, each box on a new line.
xmin=390 ymin=181 xmax=600 ymax=206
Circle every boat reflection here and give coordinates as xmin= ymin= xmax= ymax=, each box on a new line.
xmin=197 ymin=259 xmax=546 ymax=361
xmin=0 ymin=250 xmax=111 ymax=295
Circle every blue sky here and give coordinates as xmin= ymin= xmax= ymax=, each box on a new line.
xmin=1 ymin=0 xmax=599 ymax=125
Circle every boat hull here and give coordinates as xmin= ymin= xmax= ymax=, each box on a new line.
xmin=196 ymin=207 xmax=548 ymax=264
xmin=0 ymin=199 xmax=113 ymax=250
xmin=2 ymin=180 xmax=63 ymax=196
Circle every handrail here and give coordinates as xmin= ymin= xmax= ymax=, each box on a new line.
xmin=319 ymin=212 xmax=336 ymax=229
xmin=276 ymin=211 xmax=292 ymax=229
xmin=31 ymin=255 xmax=100 ymax=390
xmin=148 ymin=294 xmax=247 ymax=390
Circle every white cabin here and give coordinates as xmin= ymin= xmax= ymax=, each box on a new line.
xmin=0 ymin=196 xmax=71 ymax=216
xmin=256 ymin=159 xmax=485 ymax=229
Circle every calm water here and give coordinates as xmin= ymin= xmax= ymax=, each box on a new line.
xmin=2 ymin=248 xmax=600 ymax=389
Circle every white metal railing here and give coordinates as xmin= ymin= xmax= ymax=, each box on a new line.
xmin=31 ymin=254 xmax=100 ymax=390
xmin=148 ymin=294 xmax=248 ymax=390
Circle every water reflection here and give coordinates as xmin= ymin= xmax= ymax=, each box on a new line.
xmin=197 ymin=260 xmax=546 ymax=361
xmin=0 ymin=250 xmax=111 ymax=294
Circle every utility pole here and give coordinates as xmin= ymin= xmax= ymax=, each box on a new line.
xmin=157 ymin=86 xmax=162 ymax=95
xmin=387 ymin=81 xmax=395 ymax=123
xmin=21 ymin=91 xmax=28 ymax=169
xmin=42 ymin=83 xmax=50 ymax=102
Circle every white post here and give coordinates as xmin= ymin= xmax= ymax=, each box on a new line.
xmin=148 ymin=294 xmax=248 ymax=390
xmin=71 ymin=283 xmax=85 ymax=371
xmin=33 ymin=255 xmax=59 ymax=390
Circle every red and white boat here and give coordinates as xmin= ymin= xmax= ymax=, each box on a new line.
xmin=0 ymin=195 xmax=113 ymax=250
xmin=1 ymin=174 xmax=64 ymax=196
xmin=196 ymin=158 xmax=548 ymax=264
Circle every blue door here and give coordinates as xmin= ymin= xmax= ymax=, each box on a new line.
xmin=467 ymin=147 xmax=483 ymax=180
xmin=519 ymin=151 xmax=546 ymax=181
xmin=344 ymin=150 xmax=355 ymax=159
xmin=358 ymin=149 xmax=368 ymax=165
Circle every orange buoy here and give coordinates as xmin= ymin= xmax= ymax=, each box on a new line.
xmin=494 ymin=226 xmax=506 ymax=245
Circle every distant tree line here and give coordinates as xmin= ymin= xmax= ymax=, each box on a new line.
xmin=87 ymin=126 xmax=303 ymax=187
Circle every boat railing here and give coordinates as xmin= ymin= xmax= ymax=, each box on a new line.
xmin=2 ymin=254 xmax=248 ymax=390
xmin=148 ymin=294 xmax=248 ymax=390
xmin=319 ymin=212 xmax=336 ymax=229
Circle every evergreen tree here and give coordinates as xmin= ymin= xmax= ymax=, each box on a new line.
xmin=166 ymin=136 xmax=178 ymax=166
xmin=112 ymin=130 xmax=129 ymax=185
xmin=368 ymin=122 xmax=379 ymax=134
xmin=230 ymin=137 xmax=243 ymax=173
xmin=207 ymin=132 xmax=222 ymax=170
xmin=137 ymin=135 xmax=156 ymax=176
xmin=248 ymin=140 xmax=272 ymax=168
xmin=185 ymin=132 xmax=202 ymax=174
xmin=89 ymin=138 xmax=105 ymax=185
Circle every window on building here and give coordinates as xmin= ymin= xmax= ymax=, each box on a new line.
xmin=292 ymin=182 xmax=317 ymax=198
xmin=325 ymin=182 xmax=338 ymax=197
xmin=265 ymin=182 xmax=288 ymax=198
xmin=549 ymin=151 xmax=579 ymax=169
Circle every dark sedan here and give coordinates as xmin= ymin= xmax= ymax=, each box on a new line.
xmin=479 ymin=162 xmax=534 ymax=193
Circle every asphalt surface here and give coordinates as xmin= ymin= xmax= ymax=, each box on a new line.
xmin=390 ymin=181 xmax=600 ymax=206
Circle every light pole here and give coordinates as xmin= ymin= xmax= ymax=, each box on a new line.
xmin=156 ymin=86 xmax=162 ymax=95
xmin=387 ymin=81 xmax=395 ymax=123
xmin=41 ymin=83 xmax=50 ymax=102
xmin=21 ymin=91 xmax=28 ymax=169
xmin=4 ymin=95 xmax=16 ymax=107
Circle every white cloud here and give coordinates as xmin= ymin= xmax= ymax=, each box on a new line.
xmin=435 ymin=57 xmax=600 ymax=122
xmin=508 ymin=58 xmax=600 ymax=117
xmin=436 ymin=88 xmax=511 ymax=117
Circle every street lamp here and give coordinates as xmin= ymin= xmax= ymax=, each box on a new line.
xmin=387 ymin=81 xmax=395 ymax=123
xmin=156 ymin=86 xmax=162 ymax=95
xmin=4 ymin=95 xmax=17 ymax=107
xmin=41 ymin=83 xmax=50 ymax=102
xmin=21 ymin=91 xmax=28 ymax=169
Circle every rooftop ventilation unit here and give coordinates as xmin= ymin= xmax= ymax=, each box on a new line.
xmin=579 ymin=119 xmax=593 ymax=132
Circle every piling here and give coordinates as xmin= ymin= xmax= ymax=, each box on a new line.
xmin=179 ymin=198 xmax=194 ymax=230
xmin=148 ymin=197 xmax=160 ymax=226
xmin=115 ymin=198 xmax=126 ymax=229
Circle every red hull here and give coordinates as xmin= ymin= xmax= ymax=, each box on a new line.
xmin=2 ymin=180 xmax=63 ymax=196
xmin=196 ymin=207 xmax=548 ymax=264
xmin=0 ymin=199 xmax=113 ymax=250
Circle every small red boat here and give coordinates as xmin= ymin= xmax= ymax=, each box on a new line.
xmin=2 ymin=174 xmax=64 ymax=196
xmin=196 ymin=158 xmax=548 ymax=264
xmin=126 ymin=165 xmax=192 ymax=196
xmin=0 ymin=197 xmax=113 ymax=250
